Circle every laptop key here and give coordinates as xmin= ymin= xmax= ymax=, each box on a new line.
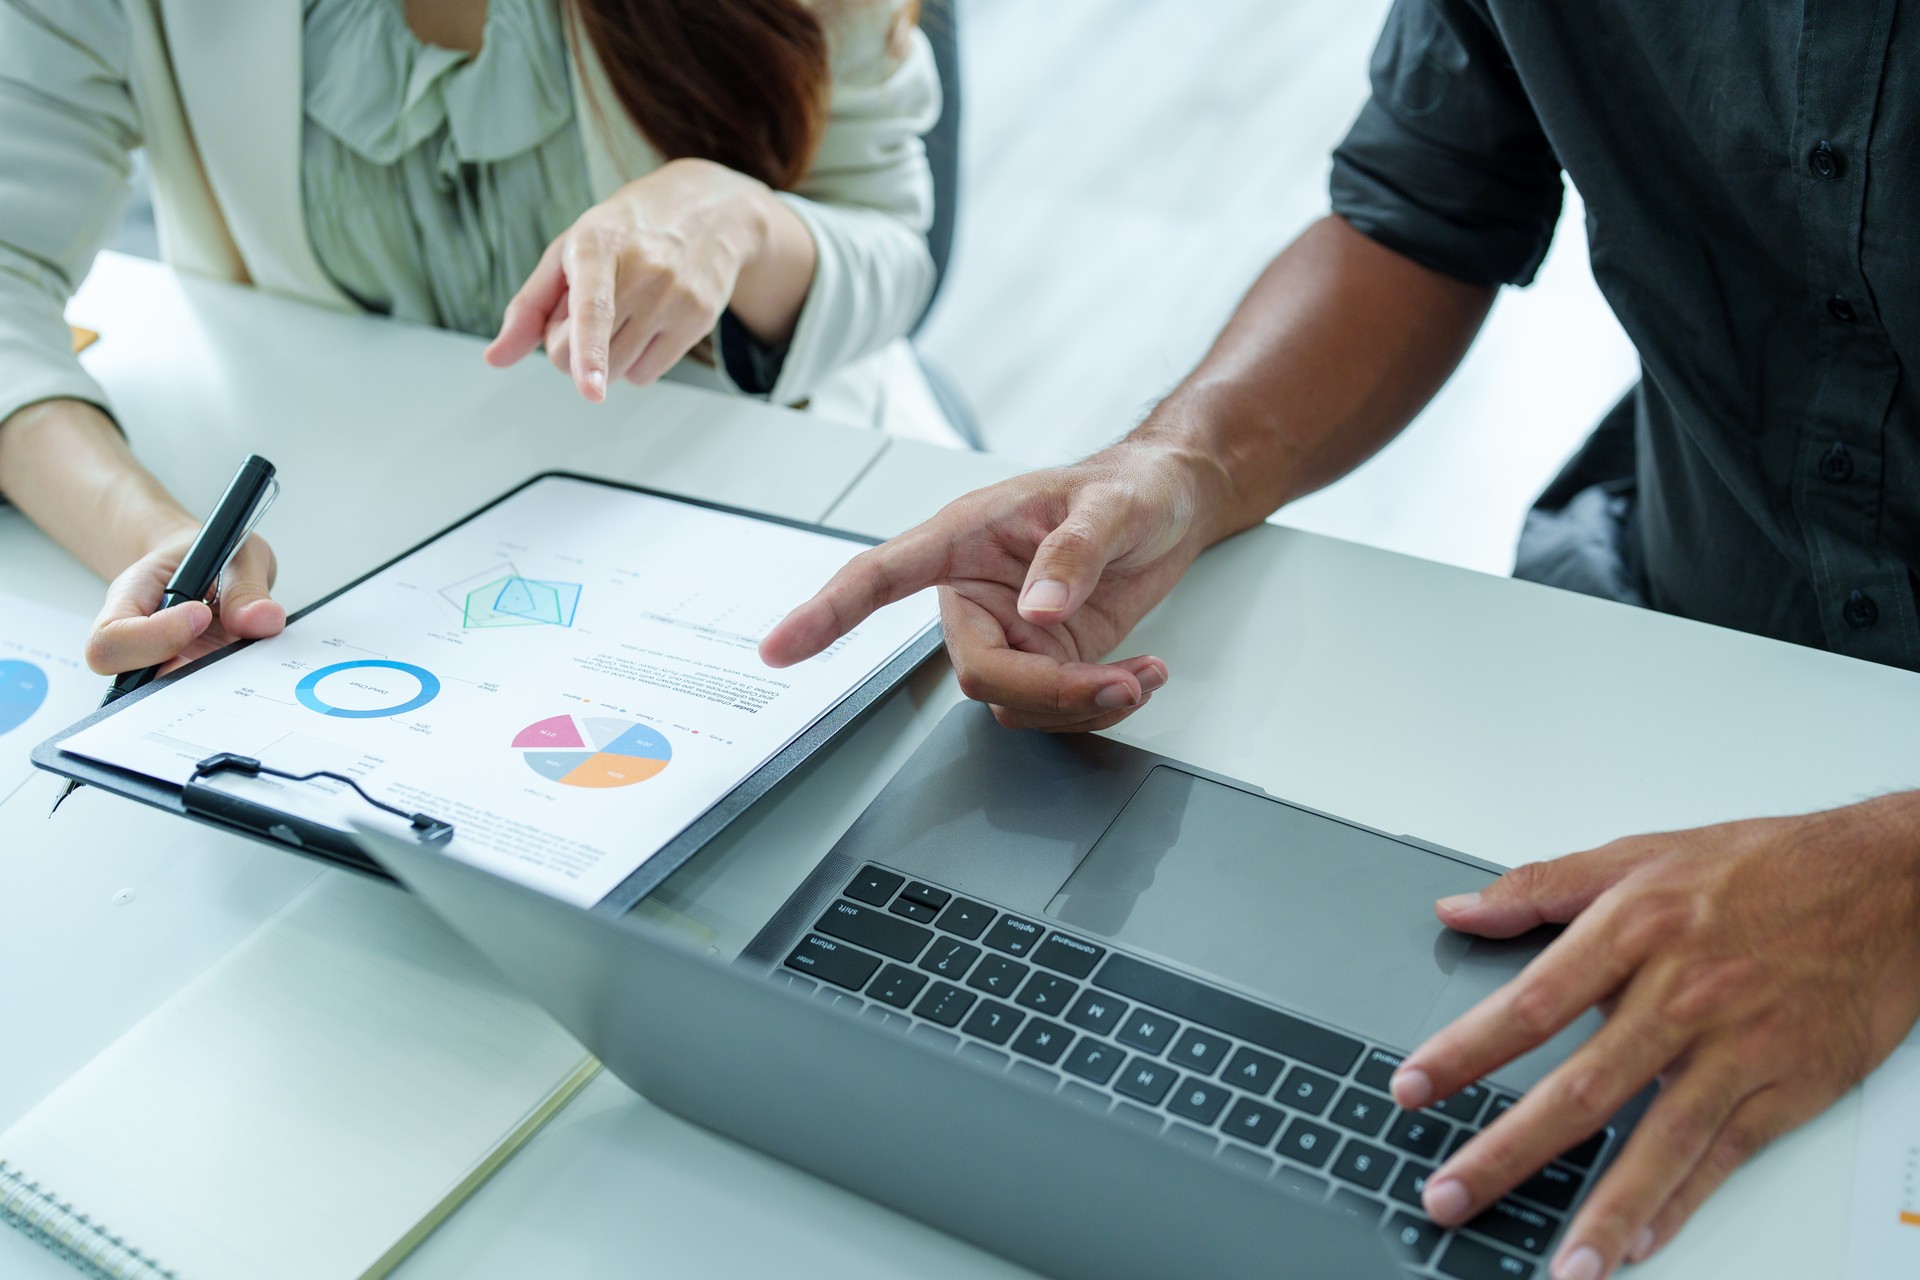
xmin=1276 ymin=1117 xmax=1339 ymax=1169
xmin=1487 ymin=1094 xmax=1517 ymax=1124
xmin=1116 ymin=1008 xmax=1179 ymax=1055
xmin=1382 ymin=1211 xmax=1444 ymax=1266
xmin=1444 ymin=1128 xmax=1474 ymax=1161
xmin=1065 ymin=989 xmax=1128 ymax=1035
xmin=981 ymin=914 xmax=1043 ymax=957
xmin=1033 ymin=931 xmax=1105 ymax=979
xmin=861 ymin=1005 xmax=910 ymax=1032
xmin=1385 ymin=1110 xmax=1451 ymax=1160
xmin=1330 ymin=1138 xmax=1396 ymax=1192
xmin=1277 ymin=1065 xmax=1339 ymax=1116
xmin=1223 ymin=1046 xmax=1285 ymax=1095
xmin=771 ymin=970 xmax=816 ymax=993
xmin=913 ymin=981 xmax=976 ymax=1027
xmin=1014 ymin=971 xmax=1078 ymax=1015
xmin=1113 ymin=1102 xmax=1164 ymax=1132
xmin=890 ymin=897 xmax=938 ymax=923
xmin=909 ymin=1025 xmax=960 ymax=1052
xmin=1388 ymin=1160 xmax=1434 ymax=1210
xmin=919 ymin=937 xmax=982 ymax=981
xmin=1514 ymin=1163 xmax=1581 ymax=1213
xmin=900 ymin=881 xmax=950 ymax=912
xmin=1010 ymin=1017 xmax=1072 ymax=1065
xmin=967 ymin=954 xmax=1030 ymax=999
xmin=786 ymin=934 xmax=882 ymax=989
xmin=1431 ymin=1082 xmax=1492 ymax=1126
xmin=1355 ymin=1047 xmax=1403 ymax=1092
xmin=846 ymin=866 xmax=905 ymax=906
xmin=866 ymin=963 xmax=929 ymax=1009
xmin=1561 ymin=1127 xmax=1612 ymax=1170
xmin=1217 ymin=1145 xmax=1274 ymax=1178
xmin=1164 ymin=1124 xmax=1218 ymax=1156
xmin=1468 ymin=1198 xmax=1561 ymax=1256
xmin=1114 ymin=1056 xmax=1179 ymax=1106
xmin=814 ymin=900 xmax=933 ymax=963
xmin=1168 ymin=1028 xmax=1232 ymax=1075
xmin=1272 ymin=1166 xmax=1329 ymax=1203
xmin=1437 ymin=1235 xmax=1534 ymax=1279
xmin=1060 ymin=1082 xmax=1111 ymax=1113
xmin=1222 ymin=1097 xmax=1285 ymax=1147
xmin=1061 ymin=1038 xmax=1124 ymax=1086
xmin=1328 ymin=1188 xmax=1383 ymax=1226
xmin=1093 ymin=952 xmax=1364 ymax=1075
xmin=1167 ymin=1078 xmax=1232 ymax=1126
xmin=961 ymin=998 xmax=1024 ymax=1045
xmin=959 ymin=1043 xmax=1009 ymax=1071
xmin=1330 ymin=1086 xmax=1393 ymax=1137
xmin=935 ymin=897 xmax=994 ymax=941
xmin=1008 ymin=1063 xmax=1058 ymax=1092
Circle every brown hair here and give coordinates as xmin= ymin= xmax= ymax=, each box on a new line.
xmin=568 ymin=0 xmax=837 ymax=191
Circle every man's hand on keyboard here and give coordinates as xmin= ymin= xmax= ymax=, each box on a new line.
xmin=761 ymin=440 xmax=1219 ymax=732
xmin=1388 ymin=793 xmax=1920 ymax=1280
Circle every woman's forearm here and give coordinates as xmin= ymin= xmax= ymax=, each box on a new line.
xmin=0 ymin=398 xmax=194 ymax=580
xmin=728 ymin=186 xmax=818 ymax=346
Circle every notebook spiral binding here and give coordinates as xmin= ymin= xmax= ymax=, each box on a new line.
xmin=0 ymin=1162 xmax=177 ymax=1280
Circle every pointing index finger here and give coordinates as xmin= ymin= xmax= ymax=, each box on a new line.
xmin=564 ymin=236 xmax=617 ymax=401
xmin=759 ymin=528 xmax=952 ymax=668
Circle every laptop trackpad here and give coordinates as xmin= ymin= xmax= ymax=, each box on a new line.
xmin=1046 ymin=768 xmax=1509 ymax=1059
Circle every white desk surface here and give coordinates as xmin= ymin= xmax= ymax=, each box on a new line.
xmin=7 ymin=262 xmax=1918 ymax=1279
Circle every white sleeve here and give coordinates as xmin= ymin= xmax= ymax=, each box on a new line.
xmin=752 ymin=10 xmax=940 ymax=406
xmin=0 ymin=0 xmax=140 ymax=429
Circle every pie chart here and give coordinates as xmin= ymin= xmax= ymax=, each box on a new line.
xmin=515 ymin=713 xmax=672 ymax=789
xmin=0 ymin=659 xmax=48 ymax=737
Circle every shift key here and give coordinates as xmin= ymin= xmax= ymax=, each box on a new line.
xmin=815 ymin=899 xmax=933 ymax=962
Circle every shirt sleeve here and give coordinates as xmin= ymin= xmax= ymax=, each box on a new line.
xmin=0 ymin=0 xmax=141 ymax=429
xmin=721 ymin=3 xmax=937 ymax=406
xmin=1329 ymin=0 xmax=1564 ymax=289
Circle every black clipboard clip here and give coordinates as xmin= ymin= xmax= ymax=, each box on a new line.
xmin=184 ymin=753 xmax=455 ymax=846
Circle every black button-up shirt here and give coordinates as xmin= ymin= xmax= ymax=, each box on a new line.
xmin=1330 ymin=0 xmax=1920 ymax=672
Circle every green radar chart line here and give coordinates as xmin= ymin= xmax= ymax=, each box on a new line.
xmin=438 ymin=564 xmax=583 ymax=630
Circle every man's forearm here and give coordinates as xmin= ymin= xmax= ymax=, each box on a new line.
xmin=0 ymin=399 xmax=192 ymax=580
xmin=1129 ymin=215 xmax=1496 ymax=547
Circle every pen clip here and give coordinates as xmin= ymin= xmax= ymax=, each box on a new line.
xmin=206 ymin=478 xmax=279 ymax=605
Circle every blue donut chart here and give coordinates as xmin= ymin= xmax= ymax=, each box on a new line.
xmin=295 ymin=660 xmax=441 ymax=719
xmin=0 ymin=659 xmax=49 ymax=737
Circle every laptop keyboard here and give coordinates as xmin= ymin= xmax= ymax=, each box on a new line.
xmin=776 ymin=864 xmax=1616 ymax=1280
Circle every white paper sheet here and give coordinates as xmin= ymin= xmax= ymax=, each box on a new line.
xmin=0 ymin=592 xmax=94 ymax=803
xmin=1845 ymin=1042 xmax=1920 ymax=1280
xmin=60 ymin=477 xmax=936 ymax=905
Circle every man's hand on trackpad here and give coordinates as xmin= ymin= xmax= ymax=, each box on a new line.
xmin=1389 ymin=796 xmax=1920 ymax=1280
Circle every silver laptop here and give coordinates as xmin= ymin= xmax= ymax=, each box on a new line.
xmin=358 ymin=704 xmax=1646 ymax=1280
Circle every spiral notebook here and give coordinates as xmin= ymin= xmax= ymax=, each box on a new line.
xmin=0 ymin=872 xmax=599 ymax=1280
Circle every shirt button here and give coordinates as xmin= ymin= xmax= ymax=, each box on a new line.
xmin=1808 ymin=140 xmax=1843 ymax=180
xmin=1818 ymin=442 xmax=1855 ymax=483
xmin=1827 ymin=295 xmax=1858 ymax=323
xmin=1843 ymin=589 xmax=1879 ymax=630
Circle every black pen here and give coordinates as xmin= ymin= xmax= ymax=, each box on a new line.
xmin=51 ymin=454 xmax=279 ymax=815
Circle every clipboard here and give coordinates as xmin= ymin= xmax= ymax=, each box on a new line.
xmin=32 ymin=472 xmax=943 ymax=915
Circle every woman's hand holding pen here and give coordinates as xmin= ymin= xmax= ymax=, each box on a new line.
xmin=87 ymin=526 xmax=283 ymax=676
xmin=482 ymin=158 xmax=818 ymax=400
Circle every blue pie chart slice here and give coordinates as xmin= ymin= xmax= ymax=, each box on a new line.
xmin=0 ymin=660 xmax=48 ymax=737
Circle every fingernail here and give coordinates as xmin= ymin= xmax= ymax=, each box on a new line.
xmin=1437 ymin=891 xmax=1482 ymax=914
xmin=1022 ymin=579 xmax=1069 ymax=612
xmin=1094 ymin=682 xmax=1137 ymax=710
xmin=587 ymin=369 xmax=606 ymax=396
xmin=1553 ymin=1245 xmax=1602 ymax=1280
xmin=1423 ymin=1177 xmax=1470 ymax=1225
xmin=1629 ymin=1227 xmax=1656 ymax=1262
xmin=1138 ymin=661 xmax=1169 ymax=693
xmin=1392 ymin=1065 xmax=1434 ymax=1110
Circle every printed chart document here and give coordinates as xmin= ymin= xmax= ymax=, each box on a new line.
xmin=60 ymin=477 xmax=937 ymax=906
xmin=0 ymin=592 xmax=93 ymax=803
xmin=1846 ymin=1042 xmax=1920 ymax=1279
